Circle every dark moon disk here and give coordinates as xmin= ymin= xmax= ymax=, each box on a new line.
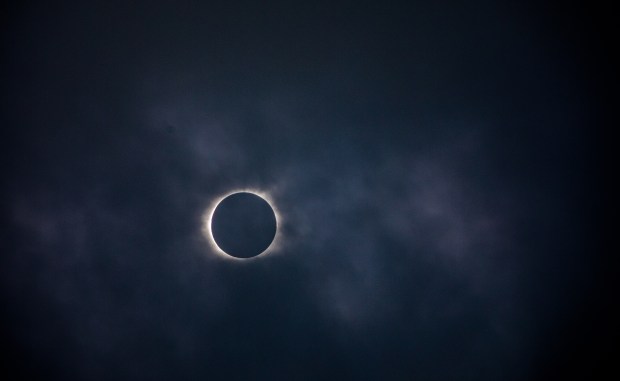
xmin=211 ymin=192 xmax=277 ymax=258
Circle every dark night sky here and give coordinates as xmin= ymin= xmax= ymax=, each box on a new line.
xmin=0 ymin=1 xmax=613 ymax=380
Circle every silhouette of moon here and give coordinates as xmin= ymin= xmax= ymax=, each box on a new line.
xmin=210 ymin=192 xmax=277 ymax=259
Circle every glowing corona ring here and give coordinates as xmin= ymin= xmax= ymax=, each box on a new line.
xmin=201 ymin=189 xmax=281 ymax=260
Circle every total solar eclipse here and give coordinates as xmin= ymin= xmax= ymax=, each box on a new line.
xmin=207 ymin=192 xmax=277 ymax=259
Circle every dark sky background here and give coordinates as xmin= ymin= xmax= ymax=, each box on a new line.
xmin=0 ymin=1 xmax=613 ymax=380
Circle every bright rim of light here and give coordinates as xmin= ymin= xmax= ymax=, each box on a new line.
xmin=201 ymin=188 xmax=281 ymax=261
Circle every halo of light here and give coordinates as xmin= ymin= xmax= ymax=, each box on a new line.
xmin=201 ymin=188 xmax=282 ymax=261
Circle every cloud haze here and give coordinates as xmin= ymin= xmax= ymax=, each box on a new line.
xmin=1 ymin=1 xmax=609 ymax=380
